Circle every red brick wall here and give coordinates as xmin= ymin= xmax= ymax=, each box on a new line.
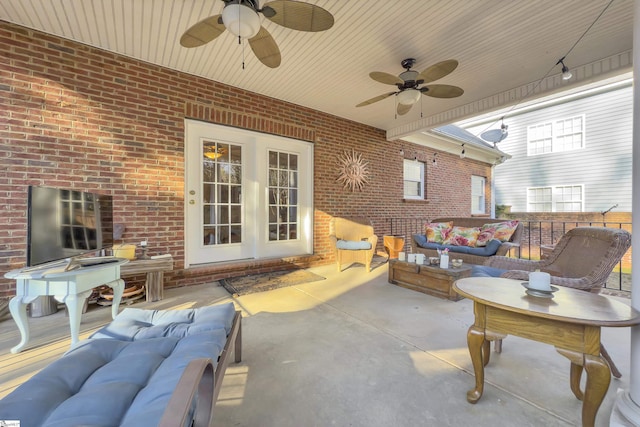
xmin=0 ymin=22 xmax=493 ymax=296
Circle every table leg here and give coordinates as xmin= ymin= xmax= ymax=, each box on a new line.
xmin=63 ymin=290 xmax=93 ymax=346
xmin=9 ymin=296 xmax=35 ymax=354
xmin=557 ymin=348 xmax=585 ymax=401
xmin=582 ymin=354 xmax=611 ymax=427
xmin=108 ymin=278 xmax=125 ymax=319
xmin=569 ymin=363 xmax=584 ymax=401
xmin=466 ymin=325 xmax=486 ymax=403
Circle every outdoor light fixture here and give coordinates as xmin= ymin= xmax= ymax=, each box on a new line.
xmin=432 ymin=153 xmax=438 ymax=166
xmin=460 ymin=144 xmax=466 ymax=159
xmin=222 ymin=2 xmax=261 ymax=39
xmin=399 ymin=148 xmax=405 ymax=156
xmin=397 ymin=89 xmax=422 ymax=105
xmin=556 ymin=57 xmax=572 ymax=80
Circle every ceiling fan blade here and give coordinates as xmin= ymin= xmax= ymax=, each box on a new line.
xmin=180 ymin=15 xmax=226 ymax=48
xmin=397 ymin=103 xmax=412 ymax=116
xmin=370 ymin=72 xmax=403 ymax=86
xmin=356 ymin=92 xmax=396 ymax=107
xmin=249 ymin=26 xmax=281 ymax=68
xmin=417 ymin=59 xmax=459 ymax=84
xmin=262 ymin=0 xmax=334 ymax=32
xmin=421 ymin=84 xmax=464 ymax=98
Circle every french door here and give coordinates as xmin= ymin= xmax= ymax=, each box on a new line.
xmin=184 ymin=119 xmax=313 ymax=267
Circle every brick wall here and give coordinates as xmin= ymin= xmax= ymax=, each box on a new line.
xmin=0 ymin=22 xmax=493 ymax=296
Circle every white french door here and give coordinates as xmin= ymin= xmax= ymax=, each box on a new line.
xmin=184 ymin=120 xmax=313 ymax=267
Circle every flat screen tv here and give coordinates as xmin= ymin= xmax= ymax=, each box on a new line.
xmin=27 ymin=186 xmax=114 ymax=268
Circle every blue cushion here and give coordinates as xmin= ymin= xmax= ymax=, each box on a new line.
xmin=471 ymin=265 xmax=507 ymax=277
xmin=414 ymin=234 xmax=502 ymax=256
xmin=90 ymin=302 xmax=236 ymax=341
xmin=466 ymin=239 xmax=502 ymax=256
xmin=0 ymin=303 xmax=235 ymax=427
xmin=336 ymin=239 xmax=372 ymax=250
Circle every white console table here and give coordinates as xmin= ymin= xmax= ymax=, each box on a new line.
xmin=4 ymin=258 xmax=129 ymax=353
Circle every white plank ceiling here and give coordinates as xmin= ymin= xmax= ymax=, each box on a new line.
xmin=0 ymin=0 xmax=633 ymax=142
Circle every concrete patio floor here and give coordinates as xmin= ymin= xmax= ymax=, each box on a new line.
xmin=0 ymin=260 xmax=634 ymax=426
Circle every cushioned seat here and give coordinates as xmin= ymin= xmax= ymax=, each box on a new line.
xmin=329 ymin=217 xmax=378 ymax=272
xmin=0 ymin=303 xmax=239 ymax=427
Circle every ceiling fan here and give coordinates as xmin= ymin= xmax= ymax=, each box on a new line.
xmin=180 ymin=0 xmax=334 ymax=68
xmin=356 ymin=58 xmax=464 ymax=116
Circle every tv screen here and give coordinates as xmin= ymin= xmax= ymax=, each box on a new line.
xmin=27 ymin=186 xmax=114 ymax=267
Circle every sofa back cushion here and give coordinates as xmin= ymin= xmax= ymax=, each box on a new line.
xmin=425 ymin=221 xmax=453 ymax=244
xmin=442 ymin=226 xmax=480 ymax=247
xmin=481 ymin=220 xmax=520 ymax=243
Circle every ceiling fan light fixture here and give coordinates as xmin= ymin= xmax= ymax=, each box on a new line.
xmin=397 ymin=89 xmax=421 ymax=105
xmin=222 ymin=3 xmax=261 ymax=38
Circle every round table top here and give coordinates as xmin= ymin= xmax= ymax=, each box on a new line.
xmin=453 ymin=277 xmax=640 ymax=327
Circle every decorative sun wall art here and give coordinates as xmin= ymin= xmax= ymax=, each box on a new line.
xmin=336 ymin=149 xmax=370 ymax=192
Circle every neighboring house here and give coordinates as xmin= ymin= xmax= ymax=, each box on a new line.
xmin=461 ymin=80 xmax=633 ymax=215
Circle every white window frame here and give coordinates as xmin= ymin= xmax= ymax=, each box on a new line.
xmin=403 ymin=159 xmax=424 ymax=200
xmin=527 ymin=115 xmax=585 ymax=156
xmin=527 ymin=184 xmax=584 ymax=212
xmin=471 ymin=175 xmax=486 ymax=214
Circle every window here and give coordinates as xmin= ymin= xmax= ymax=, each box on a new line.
xmin=527 ymin=185 xmax=583 ymax=212
xmin=403 ymin=159 xmax=424 ymax=199
xmin=471 ymin=176 xmax=486 ymax=214
xmin=527 ymin=115 xmax=584 ymax=155
xmin=268 ymin=150 xmax=299 ymax=241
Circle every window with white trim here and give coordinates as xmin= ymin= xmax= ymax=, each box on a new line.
xmin=471 ymin=175 xmax=486 ymax=214
xmin=527 ymin=115 xmax=584 ymax=155
xmin=527 ymin=185 xmax=583 ymax=212
xmin=403 ymin=159 xmax=424 ymax=199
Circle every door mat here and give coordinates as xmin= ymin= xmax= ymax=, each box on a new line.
xmin=220 ymin=269 xmax=326 ymax=296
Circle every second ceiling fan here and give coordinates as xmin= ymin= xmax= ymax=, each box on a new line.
xmin=356 ymin=58 xmax=464 ymax=116
xmin=180 ymin=0 xmax=334 ymax=68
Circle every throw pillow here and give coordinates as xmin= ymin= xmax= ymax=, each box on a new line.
xmin=482 ymin=220 xmax=519 ymax=242
xmin=424 ymin=221 xmax=453 ymax=244
xmin=442 ymin=226 xmax=481 ymax=247
xmin=476 ymin=227 xmax=495 ymax=247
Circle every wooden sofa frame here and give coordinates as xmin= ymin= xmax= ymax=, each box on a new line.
xmin=159 ymin=310 xmax=242 ymax=427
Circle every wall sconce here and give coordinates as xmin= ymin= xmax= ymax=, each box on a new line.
xmin=399 ymin=148 xmax=405 ymax=156
xmin=432 ymin=153 xmax=437 ymax=166
xmin=460 ymin=144 xmax=466 ymax=159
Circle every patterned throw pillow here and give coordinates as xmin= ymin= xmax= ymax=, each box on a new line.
xmin=476 ymin=227 xmax=496 ymax=247
xmin=425 ymin=222 xmax=453 ymax=244
xmin=481 ymin=220 xmax=520 ymax=242
xmin=443 ymin=226 xmax=481 ymax=247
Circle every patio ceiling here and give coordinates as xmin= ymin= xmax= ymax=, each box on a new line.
xmin=0 ymin=0 xmax=632 ymax=143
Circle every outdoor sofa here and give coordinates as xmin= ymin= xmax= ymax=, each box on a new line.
xmin=411 ymin=217 xmax=523 ymax=265
xmin=0 ymin=302 xmax=241 ymax=427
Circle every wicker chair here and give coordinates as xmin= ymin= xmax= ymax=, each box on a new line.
xmin=329 ymin=217 xmax=378 ymax=273
xmin=480 ymin=227 xmax=632 ymax=377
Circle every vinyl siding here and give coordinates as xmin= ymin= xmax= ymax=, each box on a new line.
xmin=465 ymin=84 xmax=632 ymax=212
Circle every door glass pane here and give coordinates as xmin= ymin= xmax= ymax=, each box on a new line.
xmin=268 ymin=150 xmax=299 ymax=241
xmin=202 ymin=140 xmax=242 ymax=246
xmin=203 ymin=184 xmax=215 ymax=203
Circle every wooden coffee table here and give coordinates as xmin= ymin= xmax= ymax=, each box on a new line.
xmin=453 ymin=277 xmax=640 ymax=427
xmin=388 ymin=259 xmax=471 ymax=301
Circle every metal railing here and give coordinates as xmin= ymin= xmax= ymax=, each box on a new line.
xmin=389 ymin=218 xmax=632 ymax=292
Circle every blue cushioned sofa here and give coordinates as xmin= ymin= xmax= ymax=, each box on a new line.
xmin=411 ymin=217 xmax=523 ymax=265
xmin=0 ymin=302 xmax=241 ymax=427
